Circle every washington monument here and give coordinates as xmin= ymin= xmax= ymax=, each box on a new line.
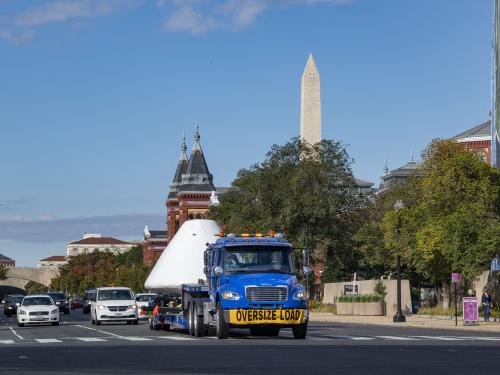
xmin=300 ymin=54 xmax=321 ymax=144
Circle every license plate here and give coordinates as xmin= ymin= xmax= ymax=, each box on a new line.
xmin=31 ymin=317 xmax=44 ymax=321
xmin=229 ymin=309 xmax=305 ymax=325
xmin=115 ymin=313 xmax=122 ymax=317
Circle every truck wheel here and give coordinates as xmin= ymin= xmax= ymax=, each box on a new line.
xmin=216 ymin=302 xmax=228 ymax=340
xmin=193 ymin=302 xmax=204 ymax=337
xmin=292 ymin=323 xmax=307 ymax=339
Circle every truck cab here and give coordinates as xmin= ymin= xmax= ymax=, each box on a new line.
xmin=200 ymin=232 xmax=309 ymax=339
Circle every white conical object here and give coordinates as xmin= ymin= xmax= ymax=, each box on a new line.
xmin=300 ymin=53 xmax=321 ymax=144
xmin=144 ymin=219 xmax=220 ymax=294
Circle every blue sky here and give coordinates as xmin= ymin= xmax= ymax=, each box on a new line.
xmin=0 ymin=0 xmax=494 ymax=266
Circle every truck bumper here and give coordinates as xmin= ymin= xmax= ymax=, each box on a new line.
xmin=225 ymin=308 xmax=308 ymax=326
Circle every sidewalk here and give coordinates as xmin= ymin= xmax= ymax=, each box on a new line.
xmin=310 ymin=312 xmax=500 ymax=332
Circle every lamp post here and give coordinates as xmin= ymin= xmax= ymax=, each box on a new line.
xmin=393 ymin=199 xmax=406 ymax=323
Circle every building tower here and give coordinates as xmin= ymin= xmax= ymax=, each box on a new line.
xmin=166 ymin=126 xmax=216 ymax=241
xmin=300 ymin=53 xmax=322 ymax=144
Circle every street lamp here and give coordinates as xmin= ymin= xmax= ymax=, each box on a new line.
xmin=393 ymin=199 xmax=406 ymax=323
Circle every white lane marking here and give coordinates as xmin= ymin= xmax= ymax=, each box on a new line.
xmin=9 ymin=327 xmax=23 ymax=340
xmin=351 ymin=337 xmax=375 ymax=341
xmin=158 ymin=336 xmax=199 ymax=341
xmin=35 ymin=339 xmax=62 ymax=343
xmin=414 ymin=336 xmax=464 ymax=341
xmin=376 ymin=336 xmax=419 ymax=341
xmin=458 ymin=336 xmax=500 ymax=341
xmin=0 ymin=340 xmax=15 ymax=344
xmin=76 ymin=337 xmax=107 ymax=342
xmin=75 ymin=325 xmax=123 ymax=338
xmin=122 ymin=337 xmax=152 ymax=341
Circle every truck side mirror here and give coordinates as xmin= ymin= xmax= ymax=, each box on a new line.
xmin=302 ymin=249 xmax=310 ymax=267
xmin=213 ymin=266 xmax=223 ymax=276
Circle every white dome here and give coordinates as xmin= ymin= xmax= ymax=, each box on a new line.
xmin=144 ymin=219 xmax=220 ymax=294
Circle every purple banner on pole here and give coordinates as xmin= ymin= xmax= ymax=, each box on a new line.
xmin=451 ymin=272 xmax=461 ymax=283
xmin=463 ymin=297 xmax=478 ymax=323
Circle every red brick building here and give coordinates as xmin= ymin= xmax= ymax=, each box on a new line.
xmin=453 ymin=120 xmax=492 ymax=165
xmin=0 ymin=253 xmax=15 ymax=267
xmin=143 ymin=127 xmax=222 ymax=265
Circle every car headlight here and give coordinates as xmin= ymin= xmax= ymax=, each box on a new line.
xmin=127 ymin=304 xmax=137 ymax=310
xmin=51 ymin=308 xmax=59 ymax=314
xmin=293 ymin=290 xmax=308 ymax=301
xmin=97 ymin=305 xmax=107 ymax=310
xmin=18 ymin=309 xmax=27 ymax=315
xmin=222 ymin=291 xmax=240 ymax=301
xmin=56 ymin=302 xmax=60 ymax=305
xmin=8 ymin=306 xmax=12 ymax=309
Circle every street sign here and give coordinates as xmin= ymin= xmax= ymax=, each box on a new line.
xmin=451 ymin=272 xmax=461 ymax=283
xmin=344 ymin=285 xmax=358 ymax=295
xmin=463 ymin=297 xmax=479 ymax=326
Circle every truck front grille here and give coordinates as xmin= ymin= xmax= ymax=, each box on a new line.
xmin=245 ymin=287 xmax=288 ymax=302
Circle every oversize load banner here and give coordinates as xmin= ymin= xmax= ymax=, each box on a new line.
xmin=463 ymin=297 xmax=478 ymax=322
xmin=229 ymin=309 xmax=305 ymax=325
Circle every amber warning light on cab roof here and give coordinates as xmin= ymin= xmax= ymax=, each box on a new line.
xmin=216 ymin=230 xmax=283 ymax=239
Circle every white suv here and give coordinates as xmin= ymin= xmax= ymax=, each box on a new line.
xmin=91 ymin=287 xmax=138 ymax=325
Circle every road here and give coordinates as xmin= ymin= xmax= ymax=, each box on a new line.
xmin=1 ymin=309 xmax=499 ymax=374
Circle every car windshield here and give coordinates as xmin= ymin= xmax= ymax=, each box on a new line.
xmin=48 ymin=293 xmax=66 ymax=300
xmin=98 ymin=289 xmax=133 ymax=301
xmin=136 ymin=295 xmax=156 ymax=302
xmin=222 ymin=246 xmax=294 ymax=274
xmin=22 ymin=297 xmax=53 ymax=306
xmin=10 ymin=296 xmax=24 ymax=303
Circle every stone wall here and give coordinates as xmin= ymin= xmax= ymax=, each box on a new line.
xmin=322 ymin=279 xmax=412 ymax=316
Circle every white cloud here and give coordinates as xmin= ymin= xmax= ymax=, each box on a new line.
xmin=0 ymin=28 xmax=33 ymax=45
xmin=220 ymin=0 xmax=266 ymax=30
xmin=163 ymin=6 xmax=218 ymax=35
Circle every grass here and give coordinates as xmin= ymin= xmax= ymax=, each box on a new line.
xmin=310 ymin=301 xmax=337 ymax=314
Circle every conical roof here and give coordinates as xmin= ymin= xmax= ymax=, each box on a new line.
xmin=180 ymin=127 xmax=215 ymax=192
xmin=167 ymin=137 xmax=189 ymax=200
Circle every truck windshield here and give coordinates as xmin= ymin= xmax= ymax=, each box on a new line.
xmin=222 ymin=246 xmax=294 ymax=274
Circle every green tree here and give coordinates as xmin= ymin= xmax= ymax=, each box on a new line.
xmin=0 ymin=264 xmax=8 ymax=281
xmin=210 ymin=137 xmax=364 ymax=281
xmin=363 ymin=140 xmax=500 ymax=285
xmin=25 ymin=281 xmax=48 ymax=294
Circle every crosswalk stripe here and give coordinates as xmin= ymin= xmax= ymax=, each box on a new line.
xmin=376 ymin=336 xmax=419 ymax=341
xmin=35 ymin=339 xmax=62 ymax=343
xmin=414 ymin=336 xmax=464 ymax=341
xmin=158 ymin=336 xmax=199 ymax=341
xmin=0 ymin=340 xmax=15 ymax=344
xmin=76 ymin=337 xmax=107 ymax=342
xmin=121 ymin=336 xmax=153 ymax=341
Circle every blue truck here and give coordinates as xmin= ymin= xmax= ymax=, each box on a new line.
xmin=148 ymin=232 xmax=311 ymax=339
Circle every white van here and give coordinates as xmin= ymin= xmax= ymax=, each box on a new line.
xmin=90 ymin=287 xmax=138 ymax=325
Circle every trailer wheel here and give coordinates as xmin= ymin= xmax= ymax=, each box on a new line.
xmin=193 ymin=302 xmax=204 ymax=337
xmin=216 ymin=302 xmax=228 ymax=339
xmin=188 ymin=303 xmax=195 ymax=336
xmin=292 ymin=323 xmax=307 ymax=339
xmin=149 ymin=318 xmax=154 ymax=330
xmin=163 ymin=324 xmax=170 ymax=331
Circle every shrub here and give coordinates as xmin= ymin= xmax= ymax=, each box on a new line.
xmin=374 ymin=281 xmax=387 ymax=299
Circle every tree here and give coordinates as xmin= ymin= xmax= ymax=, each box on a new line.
xmin=25 ymin=281 xmax=48 ymax=294
xmin=210 ymin=137 xmax=364 ymax=281
xmin=0 ymin=264 xmax=8 ymax=281
xmin=50 ymin=246 xmax=152 ymax=295
xmin=360 ymin=140 xmax=500 ymax=286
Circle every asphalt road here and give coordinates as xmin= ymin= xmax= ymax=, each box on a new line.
xmin=1 ymin=308 xmax=499 ymax=374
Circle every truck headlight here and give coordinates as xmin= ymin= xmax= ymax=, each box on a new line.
xmin=222 ymin=291 xmax=240 ymax=301
xmin=293 ymin=291 xmax=308 ymax=301
xmin=97 ymin=305 xmax=107 ymax=310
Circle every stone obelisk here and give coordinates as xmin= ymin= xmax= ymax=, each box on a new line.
xmin=300 ymin=54 xmax=321 ymax=144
